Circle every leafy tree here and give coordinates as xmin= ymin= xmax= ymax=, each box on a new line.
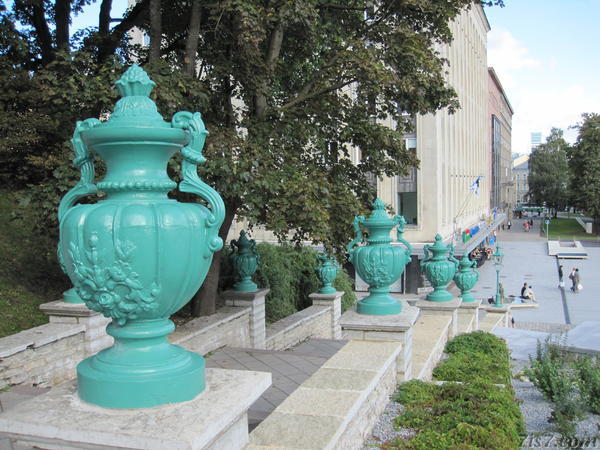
xmin=527 ymin=128 xmax=570 ymax=217
xmin=569 ymin=113 xmax=600 ymax=234
xmin=2 ymin=0 xmax=503 ymax=316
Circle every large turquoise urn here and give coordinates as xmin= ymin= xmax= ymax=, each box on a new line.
xmin=231 ymin=230 xmax=259 ymax=292
xmin=57 ymin=65 xmax=224 ymax=408
xmin=420 ymin=234 xmax=458 ymax=302
xmin=347 ymin=199 xmax=412 ymax=315
xmin=453 ymin=253 xmax=479 ymax=303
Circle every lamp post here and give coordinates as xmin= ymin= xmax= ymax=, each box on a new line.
xmin=493 ymin=244 xmax=504 ymax=307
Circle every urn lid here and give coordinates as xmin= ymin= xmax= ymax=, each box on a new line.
xmin=430 ymin=234 xmax=451 ymax=252
xmin=98 ymin=64 xmax=169 ymax=129
xmin=458 ymin=253 xmax=474 ymax=270
xmin=363 ymin=198 xmax=396 ymax=229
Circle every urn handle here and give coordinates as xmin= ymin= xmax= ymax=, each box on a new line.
xmin=448 ymin=244 xmax=459 ymax=268
xmin=57 ymin=118 xmax=101 ymax=223
xmin=172 ymin=111 xmax=225 ymax=253
xmin=394 ymin=215 xmax=412 ymax=256
xmin=346 ymin=215 xmax=365 ymax=256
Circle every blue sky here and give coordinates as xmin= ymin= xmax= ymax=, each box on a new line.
xmin=485 ymin=0 xmax=600 ymax=153
xmin=71 ymin=1 xmax=599 ymax=154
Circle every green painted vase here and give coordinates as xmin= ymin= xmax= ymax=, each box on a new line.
xmin=316 ymin=253 xmax=339 ymax=294
xmin=453 ymin=253 xmax=479 ymax=303
xmin=57 ymin=65 xmax=224 ymax=408
xmin=231 ymin=230 xmax=259 ymax=292
xmin=420 ymin=234 xmax=458 ymax=302
xmin=347 ymin=199 xmax=412 ymax=315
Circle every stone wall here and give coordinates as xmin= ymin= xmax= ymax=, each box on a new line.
xmin=0 ymin=323 xmax=85 ymax=389
xmin=265 ymin=305 xmax=331 ymax=351
xmin=170 ymin=306 xmax=251 ymax=356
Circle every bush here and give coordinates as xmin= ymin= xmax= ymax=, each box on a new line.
xmin=393 ymin=380 xmax=525 ymax=449
xmin=220 ymin=242 xmax=356 ymax=323
xmin=525 ymin=337 xmax=587 ymax=435
xmin=575 ymin=356 xmax=600 ymax=415
xmin=433 ymin=331 xmax=511 ymax=385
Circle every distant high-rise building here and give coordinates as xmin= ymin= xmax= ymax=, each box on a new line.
xmin=531 ymin=132 xmax=542 ymax=150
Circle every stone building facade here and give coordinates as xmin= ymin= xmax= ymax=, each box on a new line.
xmin=488 ymin=67 xmax=514 ymax=218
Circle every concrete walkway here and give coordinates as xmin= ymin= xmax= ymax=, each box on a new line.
xmin=472 ymin=219 xmax=600 ymax=326
xmin=206 ymin=339 xmax=346 ymax=429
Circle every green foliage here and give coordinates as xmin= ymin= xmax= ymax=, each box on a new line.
xmin=0 ymin=191 xmax=67 ymax=337
xmin=219 ymin=242 xmax=356 ymax=322
xmin=527 ymin=128 xmax=570 ymax=216
xmin=393 ymin=380 xmax=525 ymax=449
xmin=525 ymin=337 xmax=587 ymax=436
xmin=569 ymin=113 xmax=600 ymax=233
xmin=575 ymin=357 xmax=600 ymax=415
xmin=433 ymin=331 xmax=511 ymax=385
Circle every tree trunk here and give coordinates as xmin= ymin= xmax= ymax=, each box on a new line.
xmin=149 ymin=0 xmax=162 ymax=62
xmin=183 ymin=0 xmax=202 ymax=76
xmin=54 ymin=0 xmax=71 ymax=50
xmin=30 ymin=0 xmax=54 ymax=65
xmin=190 ymin=201 xmax=238 ymax=317
xmin=99 ymin=0 xmax=113 ymax=35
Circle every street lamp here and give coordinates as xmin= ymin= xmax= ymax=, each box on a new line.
xmin=493 ymin=244 xmax=504 ymax=307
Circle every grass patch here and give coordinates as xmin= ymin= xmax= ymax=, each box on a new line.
xmin=546 ymin=218 xmax=594 ymax=240
xmin=0 ymin=190 xmax=67 ymax=337
xmin=389 ymin=331 xmax=525 ymax=449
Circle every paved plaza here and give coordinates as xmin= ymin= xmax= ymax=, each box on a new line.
xmin=471 ymin=218 xmax=600 ymax=326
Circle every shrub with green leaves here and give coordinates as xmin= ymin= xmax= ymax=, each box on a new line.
xmin=525 ymin=336 xmax=587 ymax=436
xmin=393 ymin=380 xmax=525 ymax=449
xmin=432 ymin=331 xmax=511 ymax=385
xmin=575 ymin=356 xmax=600 ymax=415
xmin=219 ymin=242 xmax=356 ymax=323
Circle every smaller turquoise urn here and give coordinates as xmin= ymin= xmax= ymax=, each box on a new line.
xmin=453 ymin=253 xmax=479 ymax=303
xmin=231 ymin=230 xmax=259 ymax=292
xmin=420 ymin=234 xmax=458 ymax=302
xmin=316 ymin=253 xmax=339 ymax=294
xmin=347 ymin=199 xmax=412 ymax=315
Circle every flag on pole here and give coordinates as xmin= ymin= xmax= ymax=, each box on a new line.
xmin=468 ymin=176 xmax=481 ymax=195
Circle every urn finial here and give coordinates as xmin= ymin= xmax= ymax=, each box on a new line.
xmin=115 ymin=64 xmax=156 ymax=98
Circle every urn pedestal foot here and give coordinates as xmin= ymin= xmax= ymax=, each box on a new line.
xmin=357 ymin=288 xmax=402 ymax=315
xmin=77 ymin=318 xmax=205 ymax=409
xmin=425 ymin=287 xmax=454 ymax=302
xmin=62 ymin=287 xmax=85 ymax=304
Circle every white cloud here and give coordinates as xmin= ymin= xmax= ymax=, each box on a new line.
xmin=488 ymin=29 xmax=541 ymax=89
xmin=510 ymin=84 xmax=599 ymax=153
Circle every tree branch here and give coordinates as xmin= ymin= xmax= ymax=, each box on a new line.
xmin=279 ymin=79 xmax=356 ymax=112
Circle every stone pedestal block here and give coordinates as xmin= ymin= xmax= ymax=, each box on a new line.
xmin=40 ymin=300 xmax=113 ymax=356
xmin=0 ymin=368 xmax=271 ymax=450
xmin=483 ymin=304 xmax=510 ymax=327
xmin=340 ymin=303 xmax=419 ymax=381
xmin=458 ymin=298 xmax=483 ymax=332
xmin=222 ymin=289 xmax=269 ymax=350
xmin=413 ymin=297 xmax=462 ymax=339
xmin=309 ymin=291 xmax=343 ymax=339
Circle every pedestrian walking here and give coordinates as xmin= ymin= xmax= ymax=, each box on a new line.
xmin=573 ymin=268 xmax=581 ymax=293
xmin=558 ymin=265 xmax=564 ymax=288
xmin=569 ymin=267 xmax=576 ymax=292
xmin=507 ymin=220 xmax=512 ymax=230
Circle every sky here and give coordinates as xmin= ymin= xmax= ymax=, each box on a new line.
xmin=485 ymin=0 xmax=600 ymax=154
xmin=70 ymin=1 xmax=600 ymax=155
